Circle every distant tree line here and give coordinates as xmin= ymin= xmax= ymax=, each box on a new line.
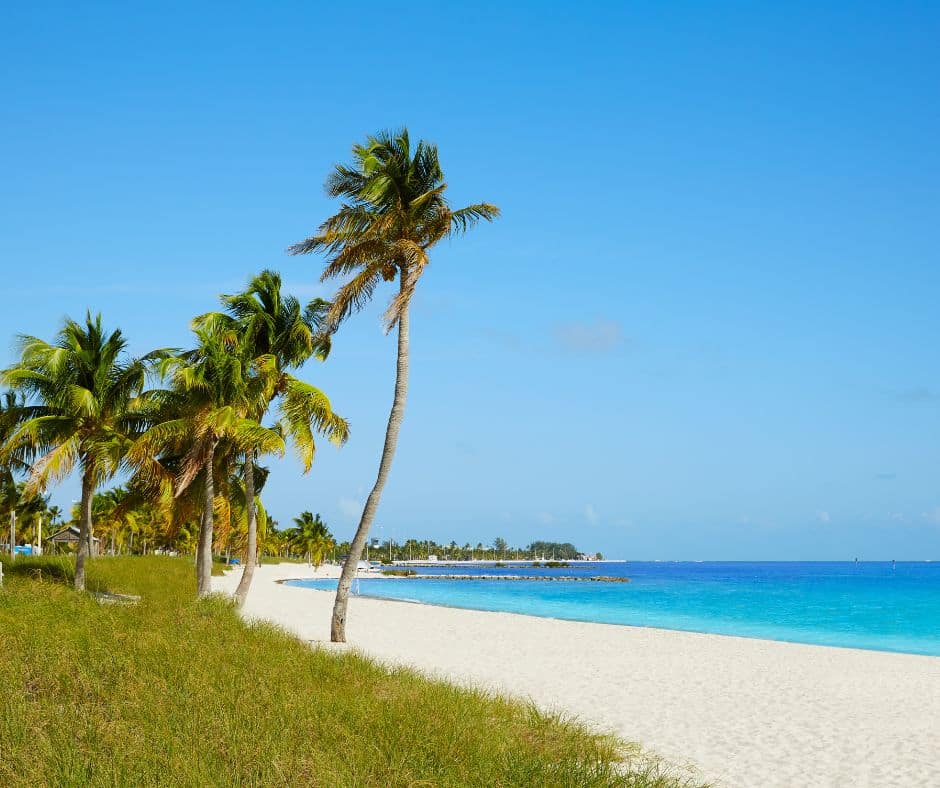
xmin=525 ymin=541 xmax=581 ymax=560
xmin=345 ymin=537 xmax=592 ymax=562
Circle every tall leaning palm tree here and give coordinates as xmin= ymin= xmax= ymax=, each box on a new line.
xmin=194 ymin=270 xmax=348 ymax=607
xmin=289 ymin=129 xmax=499 ymax=642
xmin=0 ymin=314 xmax=163 ymax=590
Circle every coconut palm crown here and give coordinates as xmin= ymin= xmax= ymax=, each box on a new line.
xmin=288 ymin=128 xmax=500 ymax=331
xmin=194 ymin=270 xmax=346 ymax=475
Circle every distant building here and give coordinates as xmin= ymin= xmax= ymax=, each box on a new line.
xmin=48 ymin=525 xmax=101 ymax=555
xmin=427 ymin=554 xmax=438 ymax=562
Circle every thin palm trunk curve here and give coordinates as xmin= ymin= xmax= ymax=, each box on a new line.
xmin=288 ymin=129 xmax=498 ymax=639
xmin=331 ymin=300 xmax=410 ymax=643
xmin=196 ymin=444 xmax=216 ymax=598
xmin=233 ymin=452 xmax=257 ymax=607
xmin=74 ymin=466 xmax=94 ymax=592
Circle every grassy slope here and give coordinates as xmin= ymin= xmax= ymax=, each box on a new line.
xmin=0 ymin=556 xmax=704 ymax=787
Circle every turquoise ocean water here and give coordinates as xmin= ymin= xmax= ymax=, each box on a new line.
xmin=287 ymin=561 xmax=940 ymax=656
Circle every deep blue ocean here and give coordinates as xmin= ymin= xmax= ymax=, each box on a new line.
xmin=286 ymin=561 xmax=940 ymax=656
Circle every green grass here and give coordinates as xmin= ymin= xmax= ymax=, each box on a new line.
xmin=0 ymin=555 xmax=705 ymax=787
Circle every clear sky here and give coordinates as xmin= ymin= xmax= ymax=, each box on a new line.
xmin=2 ymin=2 xmax=938 ymax=559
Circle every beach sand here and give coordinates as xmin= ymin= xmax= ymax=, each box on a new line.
xmin=214 ymin=563 xmax=940 ymax=787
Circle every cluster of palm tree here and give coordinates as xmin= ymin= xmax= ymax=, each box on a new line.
xmin=284 ymin=511 xmax=335 ymax=568
xmin=0 ymin=274 xmax=347 ymax=603
xmin=0 ymin=128 xmax=497 ymax=640
xmin=2 ymin=393 xmax=58 ymax=549
xmin=88 ymin=487 xmax=160 ymax=556
xmin=87 ymin=482 xmax=280 ymax=561
xmin=361 ymin=538 xmax=577 ymax=562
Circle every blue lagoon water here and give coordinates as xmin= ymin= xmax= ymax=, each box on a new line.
xmin=286 ymin=562 xmax=940 ymax=656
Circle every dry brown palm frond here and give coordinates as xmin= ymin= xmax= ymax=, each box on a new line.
xmin=325 ymin=265 xmax=385 ymax=329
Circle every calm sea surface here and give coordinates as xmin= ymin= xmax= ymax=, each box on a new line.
xmin=286 ymin=561 xmax=940 ymax=656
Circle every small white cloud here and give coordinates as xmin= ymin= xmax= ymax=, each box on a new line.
xmin=888 ymin=512 xmax=905 ymax=522
xmin=455 ymin=441 xmax=477 ymax=455
xmin=536 ymin=511 xmax=555 ymax=524
xmin=584 ymin=504 xmax=598 ymax=525
xmin=921 ymin=507 xmax=940 ymax=525
xmin=553 ymin=319 xmax=627 ymax=354
xmin=896 ymin=387 xmax=939 ymax=403
xmin=816 ymin=511 xmax=831 ymax=524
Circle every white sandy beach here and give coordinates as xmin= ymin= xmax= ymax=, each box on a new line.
xmin=214 ymin=564 xmax=940 ymax=788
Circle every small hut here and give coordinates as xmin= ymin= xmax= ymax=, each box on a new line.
xmin=47 ymin=525 xmax=101 ymax=556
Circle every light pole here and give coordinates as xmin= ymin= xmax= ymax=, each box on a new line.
xmin=9 ymin=509 xmax=15 ymax=561
xmin=71 ymin=498 xmax=82 ymax=553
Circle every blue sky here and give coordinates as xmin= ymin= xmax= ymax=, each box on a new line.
xmin=2 ymin=2 xmax=938 ymax=559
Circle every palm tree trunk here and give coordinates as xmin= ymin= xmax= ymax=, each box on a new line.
xmin=196 ymin=443 xmax=216 ymax=598
xmin=74 ymin=466 xmax=94 ymax=592
xmin=331 ymin=296 xmax=410 ymax=642
xmin=233 ymin=451 xmax=257 ymax=607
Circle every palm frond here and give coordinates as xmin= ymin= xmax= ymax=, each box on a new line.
xmin=279 ymin=376 xmax=349 ymax=473
xmin=25 ymin=436 xmax=81 ymax=495
xmin=326 ymin=265 xmax=385 ymax=328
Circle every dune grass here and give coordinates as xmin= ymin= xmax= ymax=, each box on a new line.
xmin=0 ymin=555 xmax=704 ymax=787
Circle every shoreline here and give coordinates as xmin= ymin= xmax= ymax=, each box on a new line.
xmin=218 ymin=564 xmax=940 ymax=787
xmin=290 ymin=582 xmax=940 ymax=659
xmin=281 ymin=572 xmax=940 ymax=659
